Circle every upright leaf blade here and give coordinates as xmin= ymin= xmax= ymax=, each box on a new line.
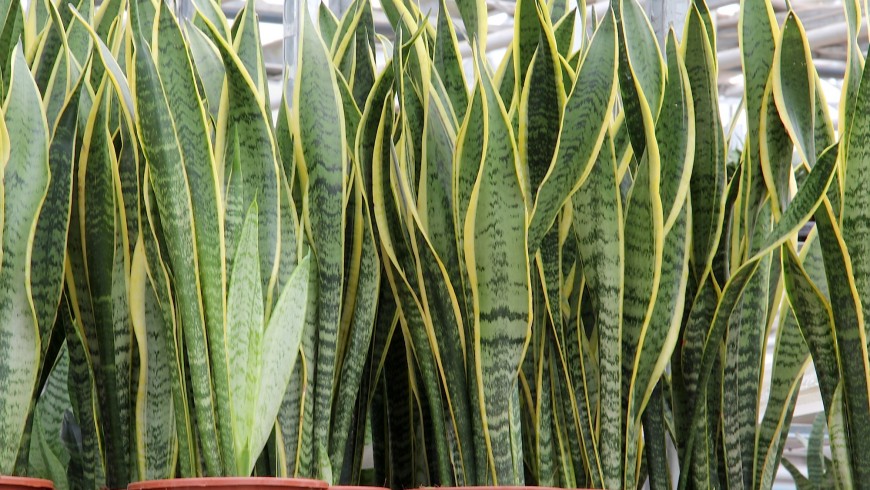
xmin=293 ymin=8 xmax=347 ymax=481
xmin=464 ymin=53 xmax=531 ymax=486
xmin=0 ymin=46 xmax=50 ymax=473
xmin=527 ymin=12 xmax=617 ymax=252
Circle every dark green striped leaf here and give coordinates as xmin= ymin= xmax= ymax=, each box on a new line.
xmin=464 ymin=53 xmax=530 ymax=485
xmin=572 ymin=133 xmax=622 ymax=489
xmin=773 ymin=12 xmax=815 ymax=167
xmin=130 ymin=238 xmax=175 ymax=480
xmin=131 ymin=5 xmax=223 ymax=472
xmin=293 ymin=8 xmax=347 ymax=481
xmin=683 ymin=4 xmax=725 ymax=276
xmin=527 ymin=11 xmax=617 ymax=252
xmin=0 ymin=46 xmax=50 ymax=473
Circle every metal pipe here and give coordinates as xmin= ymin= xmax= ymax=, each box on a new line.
xmin=717 ymin=19 xmax=862 ymax=73
xmin=283 ymin=0 xmax=301 ymax=104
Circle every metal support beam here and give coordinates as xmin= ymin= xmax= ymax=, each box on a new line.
xmin=283 ymin=0 xmax=319 ymax=99
xmin=329 ymin=0 xmax=352 ymax=18
xmin=648 ymin=0 xmax=689 ymax=47
xmin=283 ymin=0 xmax=302 ymax=103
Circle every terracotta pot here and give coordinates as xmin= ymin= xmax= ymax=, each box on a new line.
xmin=128 ymin=478 xmax=328 ymax=490
xmin=0 ymin=476 xmax=54 ymax=490
xmin=424 ymin=487 xmax=572 ymax=490
xmin=329 ymin=486 xmax=390 ymax=490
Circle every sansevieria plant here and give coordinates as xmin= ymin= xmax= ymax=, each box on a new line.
xmin=359 ymin=0 xmax=844 ymax=488
xmin=2 ymin=0 xmax=868 ymax=487
xmin=0 ymin=0 xmax=81 ymax=480
xmin=4 ymin=0 xmax=317 ymax=485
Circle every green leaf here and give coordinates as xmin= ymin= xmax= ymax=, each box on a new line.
xmin=760 ymin=74 xmax=794 ymax=218
xmin=231 ymin=0 xmax=268 ymax=101
xmin=807 ymin=414 xmax=827 ymax=486
xmin=36 ymin=0 xmax=72 ymax=127
xmin=186 ymin=23 xmax=226 ymax=121
xmin=464 ymin=53 xmax=531 ymax=485
xmin=782 ymin=458 xmax=814 ymax=490
xmin=656 ymin=32 xmax=693 ymax=233
xmin=683 ymin=4 xmax=725 ymax=276
xmin=203 ymin=12 xmax=283 ymax=308
xmin=572 ymin=133 xmax=622 ymax=489
xmin=620 ymin=126 xmax=664 ymax=489
xmin=131 ymin=2 xmax=223 ymax=473
xmin=773 ymin=12 xmax=815 ymax=167
xmin=754 ymin=305 xmax=809 ymax=490
xmin=512 ymin=0 xmax=542 ymax=101
xmin=614 ymin=0 xmax=664 ymax=156
xmin=526 ymin=11 xmax=617 ymax=252
xmin=92 ymin=0 xmax=124 ymax=42
xmin=293 ymin=8 xmax=347 ymax=481
xmin=31 ymin=70 xmax=81 ymax=359
xmin=842 ymin=18 xmax=870 ymax=349
xmin=783 ymin=240 xmax=838 ymax=413
xmin=248 ymin=254 xmax=311 ymax=474
xmin=60 ymin=295 xmax=104 ymax=489
xmin=519 ymin=0 xmax=565 ymax=200
xmin=64 ymin=0 xmax=92 ymax=70
xmin=552 ymin=9 xmax=576 ymax=59
xmin=130 ymin=238 xmax=176 ymax=480
xmin=227 ymin=202 xmax=265 ymax=473
xmin=0 ymin=0 xmax=23 ymax=95
xmin=828 ymin=384 xmax=854 ymax=489
xmin=678 ymin=259 xmax=761 ymax=490
xmin=627 ymin=199 xmax=690 ymax=431
xmin=319 ymin=3 xmax=339 ymax=47
xmin=840 ymin=0 xmax=864 ymax=145
xmin=28 ymin=346 xmax=71 ymax=489
xmin=750 ymin=144 xmax=838 ymax=261
xmin=0 ymin=45 xmax=50 ymax=474
xmin=328 ymin=184 xmax=381 ymax=475
xmin=79 ymin=77 xmax=133 ymax=489
xmin=433 ymin=0 xmax=467 ymax=116
xmin=409 ymin=69 xmax=478 ymax=487
xmin=815 ymin=199 xmax=870 ymax=484
xmin=453 ymin=0 xmax=486 ymax=49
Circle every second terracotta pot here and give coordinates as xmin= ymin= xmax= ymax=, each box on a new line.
xmin=425 ymin=487 xmax=579 ymax=490
xmin=128 ymin=477 xmax=328 ymax=490
xmin=329 ymin=486 xmax=390 ymax=490
xmin=0 ymin=476 xmax=54 ymax=490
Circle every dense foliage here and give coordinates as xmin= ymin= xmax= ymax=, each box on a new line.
xmin=0 ymin=0 xmax=865 ymax=488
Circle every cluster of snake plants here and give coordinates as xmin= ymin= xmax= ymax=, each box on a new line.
xmin=1 ymin=0 xmax=868 ymax=487
xmin=362 ymin=0 xmax=848 ymax=488
xmin=0 ymin=0 xmax=344 ymax=486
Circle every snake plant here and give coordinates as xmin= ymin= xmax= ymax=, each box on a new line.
xmin=0 ymin=0 xmax=79 ymax=478
xmin=1 ymin=0 xmax=866 ymax=487
xmin=0 ymin=0 xmax=317 ymax=485
xmin=360 ymin=0 xmax=841 ymax=488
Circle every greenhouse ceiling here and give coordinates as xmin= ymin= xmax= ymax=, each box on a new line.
xmin=237 ymin=0 xmax=862 ymax=116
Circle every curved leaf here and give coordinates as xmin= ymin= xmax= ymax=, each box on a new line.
xmin=0 ymin=46 xmax=49 ymax=473
xmin=527 ymin=11 xmax=617 ymax=252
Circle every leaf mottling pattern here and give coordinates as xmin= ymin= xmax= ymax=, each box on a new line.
xmin=131 ymin=13 xmax=223 ymax=473
xmin=464 ymin=55 xmax=531 ymax=485
xmin=572 ymin=134 xmax=622 ymax=490
xmin=683 ymin=5 xmax=725 ymax=276
xmin=0 ymin=46 xmax=49 ymax=473
xmin=527 ymin=12 xmax=616 ymax=252
xmin=294 ymin=9 xmax=347 ymax=480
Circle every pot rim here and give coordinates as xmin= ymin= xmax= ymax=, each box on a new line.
xmin=328 ymin=487 xmax=391 ymax=490
xmin=0 ymin=476 xmax=54 ymax=488
xmin=422 ymin=487 xmax=573 ymax=490
xmin=128 ymin=477 xmax=329 ymax=490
